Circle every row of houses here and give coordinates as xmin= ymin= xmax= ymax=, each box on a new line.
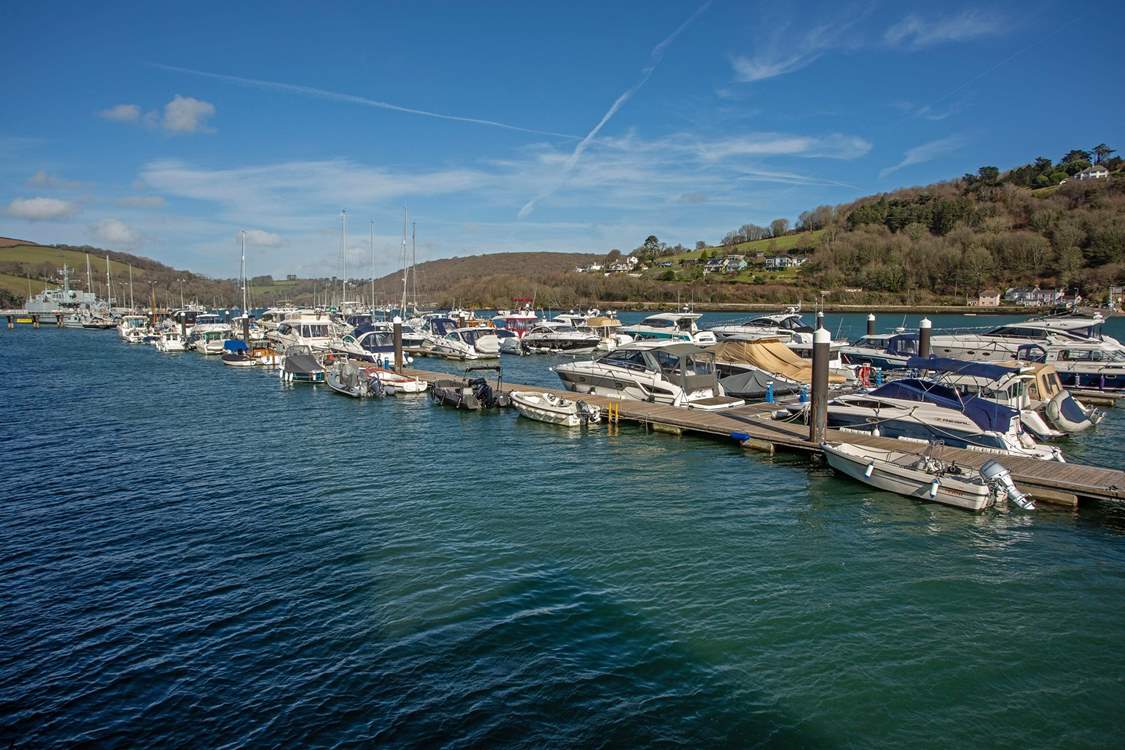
xmin=702 ymin=253 xmax=807 ymax=275
xmin=574 ymin=256 xmax=642 ymax=274
xmin=968 ymin=286 xmax=1077 ymax=307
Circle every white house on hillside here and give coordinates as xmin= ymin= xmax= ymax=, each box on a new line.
xmin=1074 ymin=165 xmax=1110 ymax=181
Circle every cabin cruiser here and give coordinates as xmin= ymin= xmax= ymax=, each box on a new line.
xmin=228 ymin=314 xmax=266 ymax=343
xmin=330 ymin=324 xmax=396 ymax=363
xmin=928 ymin=315 xmax=1122 ymax=361
xmin=786 ymin=331 xmax=852 ymax=378
xmin=410 ymin=316 xmax=459 ymax=353
xmin=280 ymin=345 xmax=326 ymax=383
xmin=708 ymin=339 xmax=850 ymax=387
xmin=116 ymin=314 xmax=149 ymax=343
xmin=1015 ymin=343 xmax=1125 ymax=392
xmin=621 ymin=313 xmax=717 ymax=345
xmin=268 ymin=312 xmax=334 ymax=351
xmin=709 ymin=308 xmax=809 ymax=342
xmin=807 ymin=379 xmax=1064 ymax=461
xmin=553 ymin=343 xmax=742 ymax=410
xmin=840 ymin=332 xmax=919 ymax=370
xmin=906 ymin=356 xmax=1100 ymax=439
xmin=429 ymin=327 xmax=501 ymax=359
xmin=257 ymin=306 xmax=302 ymax=332
xmin=521 ymin=323 xmax=601 ymax=353
xmin=193 ymin=323 xmax=233 ymax=355
xmin=493 ymin=303 xmax=538 ymax=337
xmin=493 ymin=328 xmax=524 ymax=355
xmin=581 ymin=316 xmax=631 ymax=352
xmin=155 ymin=331 xmax=187 ymax=352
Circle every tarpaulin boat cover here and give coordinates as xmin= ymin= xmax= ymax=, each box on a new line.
xmin=870 ymin=378 xmax=1015 ymax=433
xmin=906 ymin=355 xmax=1019 ymax=380
xmin=223 ymin=339 xmax=249 ymax=352
xmin=284 ymin=352 xmax=323 ymax=375
xmin=708 ymin=340 xmax=846 ymax=384
xmin=719 ymin=370 xmax=802 ymax=399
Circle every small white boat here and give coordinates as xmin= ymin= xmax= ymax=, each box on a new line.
xmin=366 ymin=367 xmax=428 ymax=394
xmin=822 ymin=441 xmax=1034 ymax=512
xmin=510 ymin=390 xmax=601 ymax=427
xmin=155 ymin=331 xmax=187 ymax=352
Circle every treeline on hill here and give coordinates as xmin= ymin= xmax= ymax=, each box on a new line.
xmin=803 ymin=144 xmax=1123 ymax=298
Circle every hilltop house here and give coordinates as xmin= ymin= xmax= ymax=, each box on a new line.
xmin=703 ymin=255 xmax=748 ymax=274
xmin=970 ymin=288 xmax=1001 ymax=307
xmin=1074 ymin=164 xmax=1110 ymax=181
xmin=1003 ymin=286 xmax=1064 ymax=306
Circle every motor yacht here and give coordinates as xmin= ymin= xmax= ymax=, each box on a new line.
xmin=553 ymin=343 xmax=741 ymax=409
xmin=708 ymin=307 xmax=809 ymax=342
xmin=929 ymin=314 xmax=1122 ymax=361
xmin=193 ymin=323 xmax=233 ymax=355
xmin=1015 ymin=342 xmax=1125 ymax=392
xmin=840 ymin=332 xmax=918 ymax=370
xmin=521 ymin=323 xmax=601 ymax=353
xmin=429 ymin=327 xmax=501 ymax=359
xmin=155 ymin=331 xmax=187 ymax=352
xmin=116 ymin=314 xmax=149 ymax=343
xmin=331 ymin=324 xmax=396 ymax=363
xmin=620 ymin=313 xmax=717 ymax=345
xmin=268 ymin=312 xmax=334 ymax=351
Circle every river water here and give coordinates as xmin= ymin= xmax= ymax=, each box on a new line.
xmin=2 ymin=313 xmax=1123 ymax=748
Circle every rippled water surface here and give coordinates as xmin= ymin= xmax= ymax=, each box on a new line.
xmin=3 ymin=315 xmax=1124 ymax=748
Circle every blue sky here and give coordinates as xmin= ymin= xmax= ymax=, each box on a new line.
xmin=2 ymin=0 xmax=1122 ymax=278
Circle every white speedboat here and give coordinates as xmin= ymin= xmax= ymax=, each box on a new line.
xmin=330 ymin=324 xmax=396 ymax=363
xmin=193 ymin=325 xmax=233 ymax=355
xmin=366 ymin=367 xmax=428 ymax=394
xmin=840 ymin=332 xmax=918 ymax=371
xmin=812 ymin=379 xmax=1064 ymax=461
xmin=1016 ymin=342 xmax=1125 ymax=392
xmin=493 ymin=302 xmax=538 ymax=337
xmin=929 ymin=313 xmax=1122 ymax=361
xmin=822 ymin=441 xmax=1034 ymax=511
xmin=709 ymin=308 xmax=808 ymax=342
xmin=553 ymin=343 xmax=742 ymax=409
xmin=522 ymin=323 xmax=601 ymax=353
xmin=510 ymin=391 xmax=601 ymax=426
xmin=430 ymin=327 xmax=501 ymax=359
xmin=621 ymin=313 xmax=717 ymax=345
xmin=116 ymin=314 xmax=149 ymax=343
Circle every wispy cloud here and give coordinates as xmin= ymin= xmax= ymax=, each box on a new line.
xmin=7 ymin=196 xmax=77 ymax=220
xmin=242 ymin=228 xmax=283 ymax=247
xmin=98 ymin=104 xmax=141 ymax=122
xmin=730 ymin=9 xmax=866 ymax=84
xmin=892 ymin=100 xmax=963 ymax=121
xmin=117 ymin=195 xmax=166 ymax=208
xmin=879 ymin=135 xmax=967 ymax=178
xmin=91 ymin=218 xmax=141 ymax=246
xmin=518 ymin=1 xmax=712 ymax=218
xmin=885 ymin=10 xmax=1007 ymax=50
xmin=152 ymin=63 xmax=576 ymax=140
xmin=27 ymin=170 xmax=82 ymax=189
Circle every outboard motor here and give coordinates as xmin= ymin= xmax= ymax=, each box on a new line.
xmin=470 ymin=377 xmax=494 ymax=407
xmin=980 ymin=460 xmax=1035 ymax=510
xmin=576 ymin=400 xmax=601 ymax=424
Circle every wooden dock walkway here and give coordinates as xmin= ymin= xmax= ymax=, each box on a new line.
xmin=405 ymin=368 xmax=1125 ymax=508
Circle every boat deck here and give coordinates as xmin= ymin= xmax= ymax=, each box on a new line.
xmin=404 ymin=368 xmax=1125 ymax=507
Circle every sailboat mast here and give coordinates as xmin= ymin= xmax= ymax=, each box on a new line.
xmin=341 ymin=209 xmax=348 ymax=309
xmin=369 ymin=219 xmax=375 ymax=312
xmin=400 ymin=208 xmax=408 ymax=316
xmin=411 ymin=221 xmax=417 ymax=315
xmin=86 ymin=253 xmax=92 ymax=294
xmin=105 ymin=255 xmax=112 ymax=309
xmin=240 ymin=230 xmax=248 ymax=313
xmin=128 ymin=264 xmax=134 ymax=310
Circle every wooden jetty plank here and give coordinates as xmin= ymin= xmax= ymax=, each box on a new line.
xmin=405 ymin=367 xmax=1125 ymax=505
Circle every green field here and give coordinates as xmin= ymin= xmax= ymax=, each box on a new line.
xmin=0 ymin=244 xmax=149 ymax=282
xmin=665 ymin=229 xmax=824 ymax=262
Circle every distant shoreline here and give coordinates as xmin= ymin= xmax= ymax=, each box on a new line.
xmin=589 ymin=301 xmax=1119 ymax=315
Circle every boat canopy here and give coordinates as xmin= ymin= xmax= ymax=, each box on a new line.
xmin=870 ymin=378 xmax=1015 ymax=433
xmin=584 ymin=316 xmax=621 ymax=329
xmin=707 ymin=339 xmax=846 ymax=384
xmin=223 ymin=339 xmax=249 ymax=352
xmin=906 ymin=356 xmax=1021 ymax=380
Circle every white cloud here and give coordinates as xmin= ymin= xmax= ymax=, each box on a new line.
xmin=161 ymin=95 xmax=216 ymax=133
xmin=91 ymin=218 xmax=140 ymax=246
xmin=885 ymin=11 xmax=1006 ymax=50
xmin=6 ymin=197 xmax=77 ymax=220
xmin=692 ymin=133 xmax=871 ymax=161
xmin=242 ymin=228 xmax=282 ymax=246
xmin=27 ymin=170 xmax=81 ymax=189
xmin=99 ymin=104 xmax=141 ymax=122
xmin=117 ymin=195 xmax=166 ymax=208
xmin=731 ymin=18 xmax=861 ymax=83
xmin=880 ymin=135 xmax=967 ymax=178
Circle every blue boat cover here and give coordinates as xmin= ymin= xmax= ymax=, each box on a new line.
xmin=870 ymin=378 xmax=1015 ymax=433
xmin=223 ymin=339 xmax=249 ymax=352
xmin=906 ymin=355 xmax=1019 ymax=380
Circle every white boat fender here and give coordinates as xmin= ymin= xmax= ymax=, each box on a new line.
xmin=1045 ymin=391 xmax=1096 ymax=434
xmin=929 ymin=478 xmax=940 ymax=498
xmin=864 ymin=462 xmax=875 ymax=478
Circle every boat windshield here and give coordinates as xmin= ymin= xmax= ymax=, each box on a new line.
xmin=1058 ymin=348 xmax=1125 ymax=362
xmin=986 ymin=325 xmax=1048 ymax=339
xmin=300 ymin=324 xmax=330 ymax=338
xmin=360 ymin=332 xmax=393 ymax=350
xmin=461 ymin=329 xmax=494 ymax=346
xmin=641 ymin=317 xmax=676 ymax=328
xmin=598 ymin=349 xmax=649 ymax=371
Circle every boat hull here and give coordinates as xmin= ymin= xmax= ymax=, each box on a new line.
xmin=823 ymin=444 xmax=994 ymax=511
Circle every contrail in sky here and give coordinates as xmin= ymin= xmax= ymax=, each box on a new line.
xmin=518 ymin=1 xmax=712 ymax=219
xmin=151 ymin=63 xmax=578 ymax=139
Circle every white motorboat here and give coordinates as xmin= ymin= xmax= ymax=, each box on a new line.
xmin=521 ymin=323 xmax=601 ymax=353
xmin=155 ymin=331 xmax=187 ymax=352
xmin=257 ymin=306 xmax=301 ymax=332
xmin=709 ymin=307 xmax=809 ymax=342
xmin=810 ymin=379 xmax=1064 ymax=461
xmin=840 ymin=331 xmax=918 ymax=371
xmin=429 ymin=327 xmax=501 ymax=359
xmin=1015 ymin=342 xmax=1125 ymax=392
xmin=116 ymin=314 xmax=149 ymax=343
xmin=621 ymin=313 xmax=717 ymax=345
xmin=553 ymin=343 xmax=742 ymax=409
xmin=330 ymin=324 xmax=396 ymax=363
xmin=510 ymin=390 xmax=601 ymax=426
xmin=929 ymin=313 xmax=1122 ymax=362
xmin=494 ymin=328 xmax=524 ymax=355
xmin=822 ymin=441 xmax=1034 ymax=512
xmin=493 ymin=301 xmax=538 ymax=337
xmin=366 ymin=367 xmax=428 ymax=394
xmin=268 ymin=312 xmax=334 ymax=351
xmin=193 ymin=324 xmax=233 ymax=355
